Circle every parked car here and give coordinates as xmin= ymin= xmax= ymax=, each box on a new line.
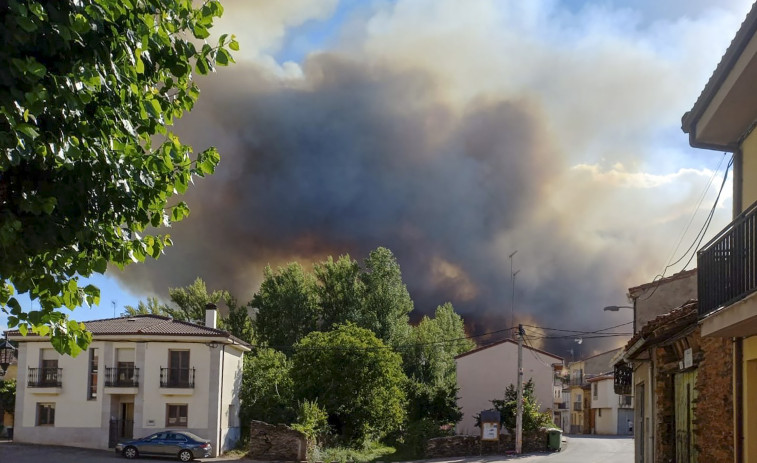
xmin=115 ymin=430 xmax=212 ymax=461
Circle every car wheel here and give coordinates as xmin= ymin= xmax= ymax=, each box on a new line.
xmin=178 ymin=449 xmax=193 ymax=462
xmin=123 ymin=446 xmax=138 ymax=459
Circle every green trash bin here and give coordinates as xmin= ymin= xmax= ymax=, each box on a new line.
xmin=547 ymin=428 xmax=562 ymax=451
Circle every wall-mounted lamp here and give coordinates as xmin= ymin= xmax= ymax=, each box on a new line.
xmin=206 ymin=341 xmax=220 ymax=349
xmin=0 ymin=333 xmax=17 ymax=376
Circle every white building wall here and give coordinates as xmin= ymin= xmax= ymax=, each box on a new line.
xmin=13 ymin=337 xmax=247 ymax=455
xmin=455 ymin=341 xmax=560 ymax=435
xmin=591 ymin=378 xmax=622 ymax=435
xmin=15 ymin=341 xmax=107 ymax=447
xmin=594 ymin=406 xmax=618 ymax=435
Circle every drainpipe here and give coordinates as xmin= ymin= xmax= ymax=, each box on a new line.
xmin=218 ymin=344 xmax=226 ymax=457
xmin=735 ymin=337 xmax=743 ymax=463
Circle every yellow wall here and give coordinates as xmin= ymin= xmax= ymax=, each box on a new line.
xmin=742 ymin=336 xmax=757 ymax=463
xmin=741 ymin=130 xmax=757 ymax=212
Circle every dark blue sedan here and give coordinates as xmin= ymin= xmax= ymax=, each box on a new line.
xmin=115 ymin=430 xmax=212 ymax=461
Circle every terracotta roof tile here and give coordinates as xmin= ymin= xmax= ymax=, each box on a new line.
xmin=5 ymin=315 xmax=251 ymax=347
xmin=623 ymin=301 xmax=697 ymax=352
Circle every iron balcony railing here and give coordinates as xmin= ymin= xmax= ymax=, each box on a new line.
xmin=568 ymin=376 xmax=585 ymax=387
xmin=556 ymin=403 xmax=569 ymax=410
xmin=105 ymin=366 xmax=140 ymax=387
xmin=28 ymin=367 xmax=62 ymax=387
xmin=160 ymin=367 xmax=195 ymax=388
xmin=618 ymin=395 xmax=633 ymax=408
xmin=698 ymin=201 xmax=757 ymax=318
xmin=573 ymin=402 xmax=583 ymax=411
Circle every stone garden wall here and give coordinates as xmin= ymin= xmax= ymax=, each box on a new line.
xmin=426 ymin=429 xmax=550 ymax=458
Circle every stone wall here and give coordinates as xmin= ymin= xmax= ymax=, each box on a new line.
xmin=248 ymin=420 xmax=307 ymax=461
xmin=426 ymin=430 xmax=550 ymax=458
xmin=695 ymin=336 xmax=734 ymax=463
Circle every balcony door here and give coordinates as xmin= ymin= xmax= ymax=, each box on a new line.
xmin=169 ymin=350 xmax=190 ymax=387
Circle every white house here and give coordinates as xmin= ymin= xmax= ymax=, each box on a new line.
xmin=588 ymin=374 xmax=633 ymax=435
xmin=7 ymin=307 xmax=250 ymax=456
xmin=454 ymin=339 xmax=563 ymax=435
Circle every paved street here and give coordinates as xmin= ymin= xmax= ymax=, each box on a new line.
xmin=0 ymin=440 xmax=252 ymax=463
xmin=0 ymin=435 xmax=632 ymax=463
xmin=419 ymin=436 xmax=633 ymax=463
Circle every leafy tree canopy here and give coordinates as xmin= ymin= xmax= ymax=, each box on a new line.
xmin=0 ymin=0 xmax=236 ymax=355
xmin=219 ymin=295 xmax=254 ymax=344
xmin=165 ymin=277 xmax=228 ymax=323
xmin=240 ymin=347 xmax=295 ymax=428
xmin=122 ymin=296 xmax=170 ymax=317
xmin=484 ymin=378 xmax=554 ymax=431
xmin=0 ymin=379 xmax=15 ymax=417
xmin=252 ymin=263 xmax=319 ymax=349
xmin=291 ymin=323 xmax=407 ymax=445
xmin=253 ymin=247 xmax=415 ymax=349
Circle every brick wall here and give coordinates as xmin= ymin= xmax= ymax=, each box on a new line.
xmin=248 ymin=420 xmax=307 ymax=461
xmin=694 ymin=336 xmax=733 ymax=463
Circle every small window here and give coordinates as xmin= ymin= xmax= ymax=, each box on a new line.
xmin=36 ymin=403 xmax=55 ymax=426
xmin=598 ymin=409 xmax=602 ymax=417
xmin=87 ymin=348 xmax=99 ymax=400
xmin=166 ymin=404 xmax=188 ymax=427
xmin=593 ymin=382 xmax=598 ymax=399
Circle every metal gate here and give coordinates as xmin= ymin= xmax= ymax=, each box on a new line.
xmin=674 ymin=370 xmax=698 ymax=463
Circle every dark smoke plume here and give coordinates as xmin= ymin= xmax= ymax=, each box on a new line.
xmin=115 ymin=0 xmax=742 ymax=357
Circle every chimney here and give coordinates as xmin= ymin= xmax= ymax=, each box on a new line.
xmin=205 ymin=303 xmax=217 ymax=329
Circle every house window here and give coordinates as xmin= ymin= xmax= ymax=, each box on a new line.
xmin=598 ymin=409 xmax=602 ymax=417
xmin=593 ymin=382 xmax=598 ymax=399
xmin=169 ymin=350 xmax=190 ymax=387
xmin=166 ymin=404 xmax=188 ymax=427
xmin=36 ymin=403 xmax=55 ymax=426
xmin=87 ymin=348 xmax=98 ymax=400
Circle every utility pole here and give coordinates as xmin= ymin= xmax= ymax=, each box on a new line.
xmin=516 ymin=323 xmax=523 ymax=454
xmin=509 ymin=250 xmax=518 ymax=339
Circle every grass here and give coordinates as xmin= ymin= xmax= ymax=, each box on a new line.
xmin=313 ymin=441 xmax=396 ymax=463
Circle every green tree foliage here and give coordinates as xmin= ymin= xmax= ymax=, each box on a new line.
xmin=0 ymin=379 xmax=15 ymax=416
xmin=360 ymin=247 xmax=413 ymax=346
xmin=314 ymin=255 xmax=365 ymax=332
xmin=253 ymin=247 xmax=414 ymax=350
xmin=240 ymin=348 xmax=295 ymax=429
xmin=291 ymin=324 xmax=407 ymax=445
xmin=122 ymin=297 xmax=170 ymax=317
xmin=0 ymin=0 xmax=236 ymax=354
xmin=219 ymin=295 xmax=254 ymax=344
xmin=252 ymin=263 xmax=319 ymax=349
xmin=404 ymin=303 xmax=474 ymax=386
xmin=166 ymin=277 xmax=228 ymax=323
xmin=291 ymin=400 xmax=330 ymax=442
xmin=487 ymin=379 xmax=554 ymax=431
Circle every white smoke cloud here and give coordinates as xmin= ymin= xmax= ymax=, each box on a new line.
xmin=113 ymin=0 xmax=750 ymax=354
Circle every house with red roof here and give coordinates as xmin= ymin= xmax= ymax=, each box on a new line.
xmin=6 ymin=305 xmax=250 ymax=456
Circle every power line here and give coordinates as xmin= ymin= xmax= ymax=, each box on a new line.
xmin=641 ymin=154 xmax=733 ymax=301
xmin=251 ymin=320 xmax=633 ymax=353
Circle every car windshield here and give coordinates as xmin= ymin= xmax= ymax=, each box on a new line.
xmin=179 ymin=431 xmax=206 ymax=442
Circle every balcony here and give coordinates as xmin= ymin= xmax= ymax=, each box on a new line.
xmin=556 ymin=403 xmax=569 ymax=410
xmin=619 ymin=395 xmax=633 ymax=408
xmin=159 ymin=367 xmax=195 ymax=395
xmin=573 ymin=402 xmax=583 ymax=411
xmin=105 ymin=366 xmax=139 ymax=392
xmin=698 ymin=201 xmax=757 ymax=318
xmin=28 ymin=367 xmax=62 ymax=394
